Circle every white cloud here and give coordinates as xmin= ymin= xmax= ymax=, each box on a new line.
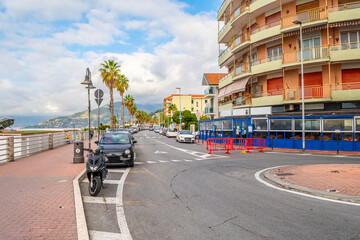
xmin=0 ymin=0 xmax=224 ymax=117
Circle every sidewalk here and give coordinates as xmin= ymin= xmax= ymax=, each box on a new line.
xmin=0 ymin=140 xmax=92 ymax=240
xmin=264 ymin=164 xmax=360 ymax=203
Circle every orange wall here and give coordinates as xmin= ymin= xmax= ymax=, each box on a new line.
xmin=321 ymin=29 xmax=328 ymax=46
xmin=282 ymin=1 xmax=296 ymax=28
xmin=258 ymin=75 xmax=267 ymax=92
xmin=256 ymin=14 xmax=266 ymax=27
xmin=283 ymin=35 xmax=298 ymax=63
xmin=256 ymin=44 xmax=266 ymax=61
xmin=284 ymin=69 xmax=299 ymax=100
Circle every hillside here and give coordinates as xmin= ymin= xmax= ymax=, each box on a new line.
xmin=25 ymin=102 xmax=162 ymax=129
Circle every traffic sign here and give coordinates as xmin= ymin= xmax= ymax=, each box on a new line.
xmin=94 ymin=89 xmax=104 ymax=99
xmin=95 ymin=98 xmax=103 ymax=105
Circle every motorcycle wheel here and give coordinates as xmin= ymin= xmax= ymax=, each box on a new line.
xmin=89 ymin=176 xmax=101 ymax=196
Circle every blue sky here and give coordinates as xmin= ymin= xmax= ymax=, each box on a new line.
xmin=0 ymin=0 xmax=224 ymax=116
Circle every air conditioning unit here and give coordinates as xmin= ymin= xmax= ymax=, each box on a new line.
xmin=289 ymin=90 xmax=295 ymax=99
xmin=285 ymin=104 xmax=295 ymax=112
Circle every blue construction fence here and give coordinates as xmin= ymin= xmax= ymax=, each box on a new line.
xmin=199 ymin=115 xmax=360 ymax=152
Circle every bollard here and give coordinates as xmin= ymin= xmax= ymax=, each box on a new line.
xmin=7 ymin=136 xmax=14 ymax=162
xmin=73 ymin=141 xmax=84 ymax=163
xmin=48 ymin=133 xmax=54 ymax=150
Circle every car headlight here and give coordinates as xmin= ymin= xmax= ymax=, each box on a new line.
xmin=90 ymin=166 xmax=98 ymax=171
xmin=125 ymin=149 xmax=131 ymax=155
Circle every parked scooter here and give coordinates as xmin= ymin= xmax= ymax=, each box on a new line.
xmin=84 ymin=148 xmax=108 ymax=196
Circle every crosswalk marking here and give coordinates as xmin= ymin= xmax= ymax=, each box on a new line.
xmin=83 ymin=196 xmax=116 ymax=204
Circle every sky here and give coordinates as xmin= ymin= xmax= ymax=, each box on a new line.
xmin=0 ymin=0 xmax=225 ymax=117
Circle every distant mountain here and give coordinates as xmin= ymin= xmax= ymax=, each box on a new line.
xmin=25 ymin=102 xmax=163 ymax=129
xmin=5 ymin=115 xmax=55 ymax=128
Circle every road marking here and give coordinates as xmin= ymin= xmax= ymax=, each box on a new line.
xmin=171 ymin=159 xmax=182 ymax=162
xmin=82 ymin=179 xmax=119 ymax=185
xmin=147 ymin=161 xmax=156 ymax=164
xmin=116 ymin=168 xmax=132 ymax=240
xmin=135 ymin=161 xmax=145 ymax=164
xmin=108 ymin=169 xmax=126 ymax=173
xmin=89 ymin=230 xmax=122 ymax=240
xmin=159 ymin=160 xmax=169 ymax=163
xmin=155 ymin=150 xmax=167 ymax=154
xmin=195 ymin=158 xmax=206 ymax=161
xmin=255 ymin=166 xmax=360 ymax=207
xmin=184 ymin=159 xmax=193 ymax=162
xmin=83 ymin=196 xmax=116 ymax=204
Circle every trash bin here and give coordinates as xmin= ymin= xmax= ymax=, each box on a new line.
xmin=73 ymin=141 xmax=84 ymax=163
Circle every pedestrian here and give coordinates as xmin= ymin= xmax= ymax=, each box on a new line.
xmin=90 ymin=129 xmax=94 ymax=139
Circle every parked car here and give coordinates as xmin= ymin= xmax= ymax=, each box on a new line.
xmin=176 ymin=130 xmax=195 ymax=143
xmin=154 ymin=126 xmax=160 ymax=133
xmin=166 ymin=128 xmax=177 ymax=138
xmin=95 ymin=132 xmax=137 ymax=167
xmin=149 ymin=127 xmax=154 ymax=131
xmin=161 ymin=128 xmax=168 ymax=136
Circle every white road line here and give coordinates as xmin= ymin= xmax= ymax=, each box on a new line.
xmin=83 ymin=196 xmax=116 ymax=204
xmin=184 ymin=159 xmax=193 ymax=162
xmin=171 ymin=160 xmax=182 ymax=162
xmin=108 ymin=169 xmax=126 ymax=173
xmin=195 ymin=158 xmax=206 ymax=161
xmin=254 ymin=166 xmax=360 ymax=207
xmin=147 ymin=161 xmax=156 ymax=164
xmin=135 ymin=162 xmax=145 ymax=164
xmin=159 ymin=160 xmax=169 ymax=163
xmin=89 ymin=230 xmax=123 ymax=240
xmin=82 ymin=179 xmax=119 ymax=185
xmin=116 ymin=167 xmax=132 ymax=240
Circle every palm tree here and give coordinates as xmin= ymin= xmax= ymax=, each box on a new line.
xmin=116 ymin=74 xmax=129 ymax=128
xmin=124 ymin=94 xmax=134 ymax=125
xmin=99 ymin=60 xmax=121 ymax=131
xmin=168 ymin=103 xmax=177 ymax=117
xmin=130 ymin=104 xmax=137 ymax=125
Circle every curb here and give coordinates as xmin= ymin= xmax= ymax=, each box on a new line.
xmin=262 ymin=168 xmax=360 ymax=204
xmin=73 ymin=169 xmax=89 ymax=240
xmin=262 ymin=149 xmax=360 ymax=157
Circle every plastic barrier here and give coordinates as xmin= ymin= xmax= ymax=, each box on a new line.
xmin=232 ymin=138 xmax=247 ymax=153
xmin=206 ymin=138 xmax=232 ymax=154
xmin=245 ymin=138 xmax=265 ymax=153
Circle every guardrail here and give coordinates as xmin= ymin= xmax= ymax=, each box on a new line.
xmin=206 ymin=138 xmax=265 ymax=154
xmin=0 ymin=131 xmax=94 ymax=163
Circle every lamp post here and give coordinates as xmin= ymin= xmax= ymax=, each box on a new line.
xmin=176 ymin=87 xmax=181 ymax=130
xmin=81 ymin=68 xmax=96 ymax=151
xmin=293 ymin=20 xmax=305 ymax=152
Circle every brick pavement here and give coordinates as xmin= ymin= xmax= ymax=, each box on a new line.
xmin=0 ymin=140 xmax=93 ymax=240
xmin=271 ymin=164 xmax=360 ymax=196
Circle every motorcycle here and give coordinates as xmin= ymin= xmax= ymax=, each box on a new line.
xmin=84 ymin=148 xmax=108 ymax=196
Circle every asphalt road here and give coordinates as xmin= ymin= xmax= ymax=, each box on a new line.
xmin=83 ymin=130 xmax=360 ymax=240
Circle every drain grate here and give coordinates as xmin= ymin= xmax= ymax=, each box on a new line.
xmin=276 ymin=173 xmax=294 ymax=176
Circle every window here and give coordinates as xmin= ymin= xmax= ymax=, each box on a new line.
xmin=191 ymin=100 xmax=194 ymax=104
xmin=294 ymin=119 xmax=320 ymax=131
xmin=214 ymin=121 xmax=222 ymax=131
xmin=222 ymin=120 xmax=232 ymax=130
xmin=270 ymin=119 xmax=292 ymax=131
xmin=253 ymin=119 xmax=268 ymax=131
xmin=251 ymin=52 xmax=257 ymax=64
xmin=323 ymin=119 xmax=353 ymax=132
xmin=191 ymin=107 xmax=194 ymax=111
xmin=356 ymin=118 xmax=360 ymax=132
xmin=205 ymin=100 xmax=208 ymax=103
xmin=196 ymin=102 xmax=198 ymax=107
xmin=267 ymin=45 xmax=282 ymax=61
xmin=341 ymin=31 xmax=360 ymax=50
xmin=300 ymin=37 xmax=321 ymax=60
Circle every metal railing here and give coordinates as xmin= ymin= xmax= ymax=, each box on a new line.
xmin=252 ymin=53 xmax=282 ymax=66
xmin=329 ymin=1 xmax=360 ymax=12
xmin=234 ymin=63 xmax=250 ymax=76
xmin=331 ymin=41 xmax=360 ymax=51
xmin=250 ymin=19 xmax=280 ymax=35
xmin=219 ymin=46 xmax=231 ymax=59
xmin=0 ymin=131 xmax=86 ymax=163
xmin=281 ymin=7 xmax=327 ymax=28
xmin=231 ymin=31 xmax=250 ymax=49
xmin=230 ymin=2 xmax=249 ymax=23
xmin=219 ymin=71 xmax=233 ymax=82
xmin=204 ymin=87 xmax=215 ymax=96
xmin=331 ymin=82 xmax=360 ymax=91
xmin=205 ymin=107 xmax=214 ymax=114
xmin=283 ymin=45 xmax=329 ymax=64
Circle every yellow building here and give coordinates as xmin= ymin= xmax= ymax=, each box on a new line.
xmin=164 ymin=94 xmax=207 ymax=118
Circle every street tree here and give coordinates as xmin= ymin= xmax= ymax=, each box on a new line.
xmin=116 ymin=74 xmax=129 ymax=128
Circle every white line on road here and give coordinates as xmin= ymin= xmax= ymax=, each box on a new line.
xmin=108 ymin=169 xmax=127 ymax=173
xmin=171 ymin=160 xmax=182 ymax=162
xmin=135 ymin=161 xmax=145 ymax=164
xmin=184 ymin=159 xmax=193 ymax=162
xmin=89 ymin=230 xmax=123 ymax=240
xmin=83 ymin=196 xmax=116 ymax=204
xmin=147 ymin=161 xmax=156 ymax=164
xmin=82 ymin=179 xmax=119 ymax=185
xmin=116 ymin=168 xmax=132 ymax=240
xmin=254 ymin=166 xmax=360 ymax=207
xmin=159 ymin=160 xmax=169 ymax=163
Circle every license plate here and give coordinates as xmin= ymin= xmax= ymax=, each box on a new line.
xmin=185 ymin=138 xmax=191 ymax=141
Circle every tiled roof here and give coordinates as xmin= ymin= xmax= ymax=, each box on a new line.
xmin=204 ymin=73 xmax=226 ymax=85
xmin=191 ymin=95 xmax=204 ymax=98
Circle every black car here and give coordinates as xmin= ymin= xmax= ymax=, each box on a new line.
xmin=95 ymin=132 xmax=137 ymax=167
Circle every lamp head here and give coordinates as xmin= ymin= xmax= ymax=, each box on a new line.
xmin=293 ymin=20 xmax=302 ymax=25
xmin=81 ymin=68 xmax=92 ymax=85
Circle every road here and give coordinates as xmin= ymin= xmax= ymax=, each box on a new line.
xmin=81 ymin=130 xmax=360 ymax=240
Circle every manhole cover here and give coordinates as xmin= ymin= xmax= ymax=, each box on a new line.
xmin=276 ymin=173 xmax=294 ymax=176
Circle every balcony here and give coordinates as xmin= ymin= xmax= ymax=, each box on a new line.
xmin=283 ymin=85 xmax=332 ymax=102
xmin=218 ymin=21 xmax=232 ymax=43
xmin=219 ymin=71 xmax=233 ymax=88
xmin=232 ymin=63 xmax=251 ymax=81
xmin=205 ymin=107 xmax=215 ymax=114
xmin=250 ymin=0 xmax=279 ymax=17
xmin=231 ymin=31 xmax=250 ymax=53
xmin=204 ymin=87 xmax=215 ymax=97
xmin=329 ymin=1 xmax=360 ymax=23
xmin=330 ymin=41 xmax=360 ymax=62
xmin=281 ymin=7 xmax=327 ymax=32
xmin=217 ymin=0 xmax=231 ymax=21
xmin=252 ymin=94 xmax=284 ymax=107
xmin=251 ymin=55 xmax=282 ymax=75
xmin=282 ymin=45 xmax=329 ymax=68
xmin=331 ymin=82 xmax=360 ymax=101
xmin=250 ymin=20 xmax=281 ymax=44
xmin=231 ymin=2 xmax=250 ymax=30
xmin=218 ymin=46 xmax=233 ymax=66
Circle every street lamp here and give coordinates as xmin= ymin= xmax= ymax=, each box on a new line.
xmin=293 ymin=20 xmax=305 ymax=152
xmin=176 ymin=87 xmax=182 ymax=130
xmin=81 ymin=68 xmax=96 ymax=151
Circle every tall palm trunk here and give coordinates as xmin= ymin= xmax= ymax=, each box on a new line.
xmin=121 ymin=95 xmax=124 ymax=128
xmin=110 ymin=88 xmax=114 ymax=131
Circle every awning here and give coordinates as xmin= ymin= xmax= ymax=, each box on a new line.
xmin=228 ymin=77 xmax=250 ymax=95
xmin=218 ymin=86 xmax=228 ymax=98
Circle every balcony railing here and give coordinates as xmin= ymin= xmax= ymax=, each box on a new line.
xmin=252 ymin=53 xmax=282 ymax=66
xmin=329 ymin=1 xmax=360 ymax=12
xmin=283 ymin=45 xmax=329 ymax=64
xmin=219 ymin=71 xmax=233 ymax=82
xmin=231 ymin=32 xmax=250 ymax=49
xmin=218 ymin=20 xmax=231 ymax=35
xmin=250 ymin=19 xmax=281 ymax=35
xmin=331 ymin=82 xmax=360 ymax=91
xmin=281 ymin=7 xmax=327 ymax=28
xmin=205 ymin=107 xmax=214 ymax=114
xmin=219 ymin=46 xmax=231 ymax=59
xmin=331 ymin=41 xmax=360 ymax=51
xmin=204 ymin=87 xmax=215 ymax=96
xmin=234 ymin=63 xmax=250 ymax=77
xmin=230 ymin=2 xmax=249 ymax=23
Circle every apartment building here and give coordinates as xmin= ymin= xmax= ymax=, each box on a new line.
xmin=199 ymin=0 xmax=360 ymax=152
xmin=164 ymin=94 xmax=206 ymax=118
xmin=202 ymin=73 xmax=227 ymax=119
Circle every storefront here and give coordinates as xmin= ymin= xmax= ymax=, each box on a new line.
xmin=199 ymin=115 xmax=360 ymax=152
